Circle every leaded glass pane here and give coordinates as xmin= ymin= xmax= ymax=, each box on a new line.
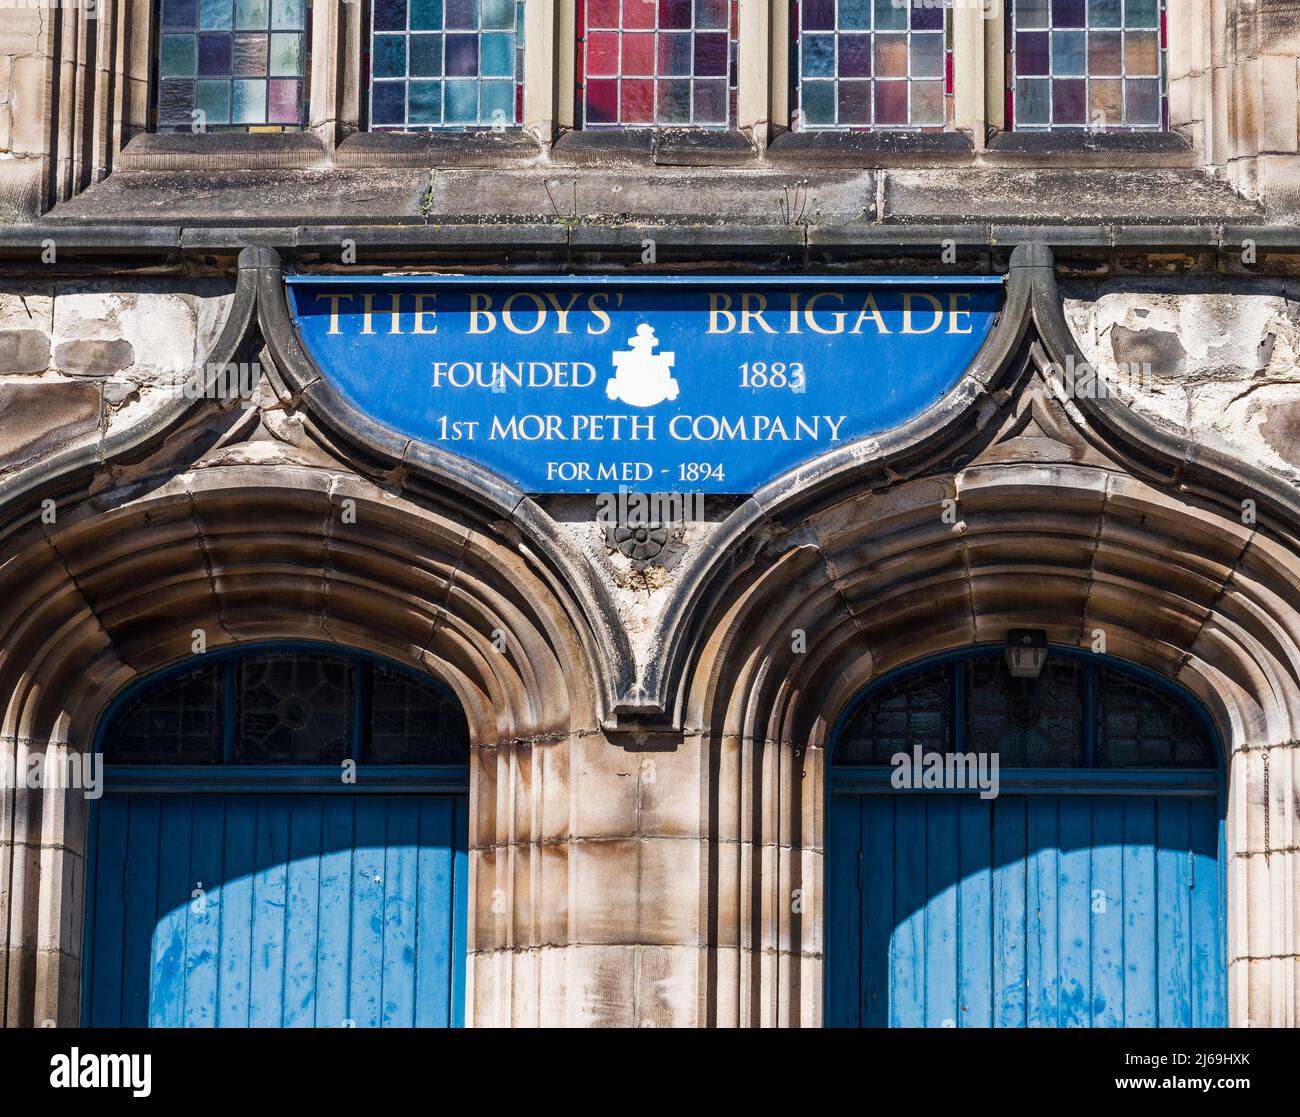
xmin=369 ymin=0 xmax=524 ymax=130
xmin=1007 ymin=0 xmax=1166 ymax=130
xmin=965 ymin=656 xmax=1084 ymax=766
xmin=234 ymin=653 xmax=352 ymax=763
xmin=366 ymin=665 xmax=471 ymax=763
xmin=155 ymin=0 xmax=306 ymax=131
xmin=106 ymin=664 xmax=223 ymax=763
xmin=580 ymin=0 xmax=740 ymax=128
xmin=836 ymin=665 xmax=949 ymax=765
xmin=1096 ymin=668 xmax=1216 ymax=766
xmin=793 ymin=0 xmax=952 ymax=131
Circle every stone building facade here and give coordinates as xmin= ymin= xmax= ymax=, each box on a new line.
xmin=1 ymin=0 xmax=1300 ymax=1029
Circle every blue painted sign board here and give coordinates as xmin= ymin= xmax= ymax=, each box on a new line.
xmin=287 ymin=275 xmax=1004 ymax=494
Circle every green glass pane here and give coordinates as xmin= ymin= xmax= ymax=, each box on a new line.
xmin=270 ymin=0 xmax=303 ymax=29
xmin=1016 ymin=0 xmax=1050 ymax=28
xmin=410 ymin=34 xmax=444 ymax=77
xmin=410 ymin=0 xmax=444 ymax=31
xmin=1125 ymin=0 xmax=1159 ymax=27
xmin=480 ymin=78 xmax=514 ymax=124
xmin=911 ymin=80 xmax=944 ymax=125
xmin=479 ymin=31 xmax=514 ymax=77
xmin=408 ymin=80 xmax=443 ymax=124
xmin=911 ymin=33 xmax=944 ymax=78
xmin=268 ymin=31 xmax=303 ymax=77
xmin=873 ymin=0 xmax=907 ymax=31
xmin=1088 ymin=0 xmax=1121 ymax=27
xmin=840 ymin=0 xmax=870 ymax=31
xmin=199 ymin=0 xmax=233 ymax=30
xmin=443 ymin=78 xmax=478 ymax=123
xmin=161 ymin=34 xmax=197 ymax=77
xmin=234 ymin=0 xmax=269 ymax=30
xmin=195 ymin=78 xmax=232 ymax=123
xmin=1052 ymin=30 xmax=1086 ymax=75
xmin=480 ymin=0 xmax=514 ymax=29
xmin=795 ymin=80 xmax=837 ymax=126
xmin=373 ymin=34 xmax=408 ymax=78
xmin=232 ymin=77 xmax=267 ymax=121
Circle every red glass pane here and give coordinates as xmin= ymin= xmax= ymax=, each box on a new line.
xmin=587 ymin=0 xmax=622 ymax=30
xmin=587 ymin=31 xmax=620 ymax=77
xmin=622 ymin=31 xmax=655 ymax=76
xmin=620 ymin=77 xmax=654 ymax=122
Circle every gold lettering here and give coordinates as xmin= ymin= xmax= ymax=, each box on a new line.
xmin=948 ymin=292 xmax=972 ymax=334
xmin=902 ymin=292 xmax=943 ymax=335
xmin=468 ymin=293 xmax=495 ymax=334
xmin=708 ymin=292 xmax=736 ymax=334
xmin=803 ymin=292 xmax=845 ymax=335
xmin=788 ymin=293 xmax=801 ymax=334
xmin=319 ymin=293 xmax=353 ymax=336
xmin=413 ymin=293 xmax=438 ymax=334
xmin=740 ymin=292 xmax=777 ymax=334
xmin=502 ymin=291 xmax=546 ymax=335
xmin=586 ymin=292 xmax=611 ymax=335
xmin=543 ymin=291 xmax=582 ymax=334
xmin=849 ymin=291 xmax=890 ymax=335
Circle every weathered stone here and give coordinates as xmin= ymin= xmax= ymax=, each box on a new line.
xmin=0 ymin=328 xmax=49 ymax=374
xmin=53 ymin=338 xmax=136 ymax=377
xmin=1110 ymin=323 xmax=1188 ymax=378
xmin=0 ymin=380 xmax=100 ymax=471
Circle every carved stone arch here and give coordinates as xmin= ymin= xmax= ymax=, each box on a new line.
xmin=678 ymin=246 xmax=1300 ymax=1028
xmin=0 ymin=246 xmax=640 ymax=1029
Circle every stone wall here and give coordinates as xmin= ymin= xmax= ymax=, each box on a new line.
xmin=0 ymin=280 xmax=234 ymax=479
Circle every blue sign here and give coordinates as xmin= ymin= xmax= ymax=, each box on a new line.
xmin=286 ymin=275 xmax=1003 ymax=494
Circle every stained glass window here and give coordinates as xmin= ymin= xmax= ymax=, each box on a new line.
xmin=578 ymin=0 xmax=739 ymax=128
xmin=837 ymin=665 xmax=949 ymax=764
xmin=108 ymin=663 xmax=224 ymax=764
xmin=1007 ymin=0 xmax=1167 ymax=130
xmin=235 ymin=653 xmax=352 ymax=763
xmin=1096 ymin=667 xmax=1216 ymax=766
xmin=103 ymin=649 xmax=470 ymax=766
xmin=793 ymin=0 xmax=951 ymax=130
xmin=836 ymin=651 xmax=1215 ymax=767
xmin=369 ymin=0 xmax=526 ymax=130
xmin=155 ymin=0 xmax=308 ymax=131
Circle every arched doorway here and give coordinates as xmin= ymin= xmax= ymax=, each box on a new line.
xmin=826 ymin=645 xmax=1225 ymax=1028
xmin=82 ymin=643 xmax=471 ymax=1028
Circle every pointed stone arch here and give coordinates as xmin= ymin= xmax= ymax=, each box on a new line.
xmin=674 ymin=246 xmax=1300 ymax=1027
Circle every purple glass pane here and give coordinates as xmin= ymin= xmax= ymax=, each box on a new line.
xmin=198 ymin=33 xmax=233 ymax=76
xmin=268 ymin=78 xmax=301 ymax=123
xmin=585 ymin=78 xmax=619 ymax=124
xmin=445 ymin=0 xmax=477 ymax=29
xmin=445 ymin=33 xmax=479 ymax=77
xmin=373 ymin=0 xmax=407 ymax=33
xmin=801 ymin=0 xmax=835 ymax=31
xmin=1015 ymin=31 xmax=1049 ymax=76
xmin=1050 ymin=0 xmax=1085 ymax=27
xmin=694 ymin=32 xmax=728 ymax=77
xmin=911 ymin=4 xmax=943 ymax=31
xmin=371 ymin=81 xmax=406 ymax=125
xmin=839 ymin=35 xmax=872 ymax=78
xmin=838 ymin=80 xmax=871 ymax=124
xmin=162 ymin=0 xmax=198 ymax=30
xmin=693 ymin=79 xmax=727 ymax=124
xmin=659 ymin=0 xmax=693 ymax=30
xmin=874 ymin=81 xmax=908 ymax=125
xmin=1052 ymin=77 xmax=1086 ymax=122
xmin=696 ymin=0 xmax=728 ymax=29
xmin=658 ymin=32 xmax=693 ymax=76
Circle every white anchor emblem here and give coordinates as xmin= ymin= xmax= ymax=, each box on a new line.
xmin=605 ymin=323 xmax=679 ymax=408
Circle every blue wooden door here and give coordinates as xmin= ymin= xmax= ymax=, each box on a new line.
xmin=85 ymin=793 xmax=468 ymax=1027
xmin=827 ymin=792 xmax=1223 ymax=1027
